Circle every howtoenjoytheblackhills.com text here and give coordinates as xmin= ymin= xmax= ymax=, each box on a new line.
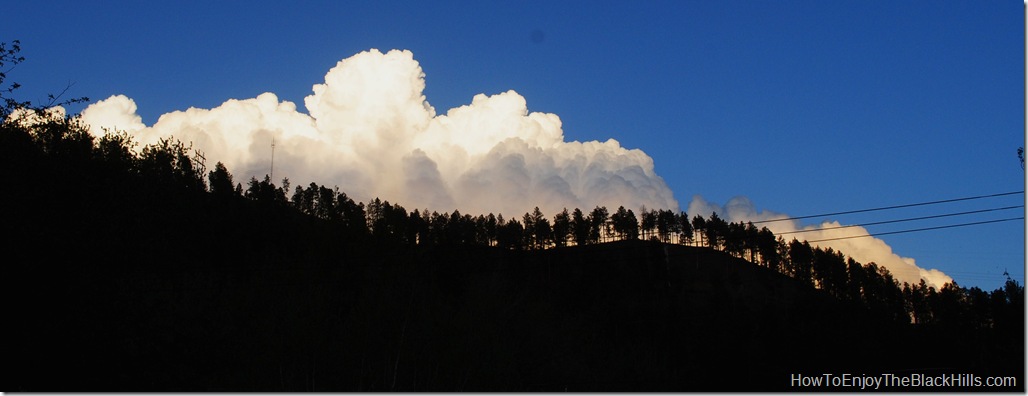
xmin=789 ymin=373 xmax=1018 ymax=390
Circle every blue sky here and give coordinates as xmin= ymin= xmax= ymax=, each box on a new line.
xmin=4 ymin=1 xmax=1024 ymax=290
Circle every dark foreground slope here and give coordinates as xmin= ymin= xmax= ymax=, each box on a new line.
xmin=10 ymin=233 xmax=1021 ymax=391
xmin=4 ymin=131 xmax=1021 ymax=391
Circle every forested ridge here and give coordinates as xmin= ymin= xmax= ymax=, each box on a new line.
xmin=3 ymin=44 xmax=1023 ymax=390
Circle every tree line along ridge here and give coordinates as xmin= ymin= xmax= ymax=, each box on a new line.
xmin=2 ymin=101 xmax=1022 ymax=332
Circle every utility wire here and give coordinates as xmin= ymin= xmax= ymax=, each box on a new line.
xmin=805 ymin=217 xmax=1024 ymax=243
xmin=751 ymin=191 xmax=1024 ymax=225
xmin=775 ymin=205 xmax=1024 ymax=236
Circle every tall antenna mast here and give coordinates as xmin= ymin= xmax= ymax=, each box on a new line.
xmin=270 ymin=137 xmax=276 ymax=180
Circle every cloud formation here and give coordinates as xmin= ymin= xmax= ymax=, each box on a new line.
xmin=688 ymin=195 xmax=953 ymax=288
xmin=78 ymin=48 xmax=949 ymax=287
xmin=81 ymin=49 xmax=679 ymax=217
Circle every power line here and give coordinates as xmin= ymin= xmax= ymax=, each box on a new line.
xmin=751 ymin=191 xmax=1024 ymax=225
xmin=805 ymin=217 xmax=1024 ymax=243
xmin=775 ymin=205 xmax=1024 ymax=236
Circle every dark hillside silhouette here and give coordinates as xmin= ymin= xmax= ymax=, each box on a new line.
xmin=3 ymin=42 xmax=1023 ymax=391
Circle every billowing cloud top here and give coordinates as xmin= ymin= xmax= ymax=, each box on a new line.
xmin=81 ymin=49 xmax=679 ymax=217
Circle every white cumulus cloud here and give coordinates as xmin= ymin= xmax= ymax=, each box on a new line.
xmin=78 ymin=47 xmax=949 ymax=288
xmin=81 ymin=48 xmax=679 ymax=218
